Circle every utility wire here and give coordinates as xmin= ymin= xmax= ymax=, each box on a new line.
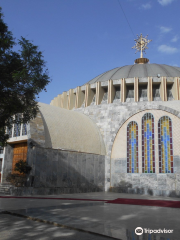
xmin=117 ymin=0 xmax=136 ymax=38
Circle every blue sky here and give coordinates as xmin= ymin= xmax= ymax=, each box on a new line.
xmin=1 ymin=0 xmax=180 ymax=104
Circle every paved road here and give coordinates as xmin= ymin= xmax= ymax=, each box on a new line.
xmin=0 ymin=213 xmax=113 ymax=240
xmin=0 ymin=192 xmax=179 ymax=240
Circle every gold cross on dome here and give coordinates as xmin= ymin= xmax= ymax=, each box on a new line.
xmin=132 ymin=34 xmax=152 ymax=58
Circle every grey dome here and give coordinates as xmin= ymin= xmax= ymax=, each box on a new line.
xmin=85 ymin=64 xmax=180 ymax=84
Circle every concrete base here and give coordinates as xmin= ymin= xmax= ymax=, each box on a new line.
xmin=109 ymin=187 xmax=180 ymax=198
xmin=10 ymin=186 xmax=104 ymax=196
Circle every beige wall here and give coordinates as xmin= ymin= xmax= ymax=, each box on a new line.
xmin=108 ymin=80 xmax=115 ymax=104
xmin=68 ymin=89 xmax=76 ymax=110
xmin=96 ymin=82 xmax=105 ymax=105
xmin=111 ymin=109 xmax=180 ymax=173
xmin=50 ymin=77 xmax=180 ymax=107
xmin=75 ymin=87 xmax=85 ymax=108
xmin=37 ymin=103 xmax=106 ymax=155
xmin=147 ymin=77 xmax=153 ymax=101
xmin=85 ymin=84 xmax=95 ymax=107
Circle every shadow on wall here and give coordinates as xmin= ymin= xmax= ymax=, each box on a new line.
xmin=109 ymin=180 xmax=180 ymax=198
xmin=40 ymin=113 xmax=52 ymax=147
xmin=11 ymin=146 xmax=105 ymax=196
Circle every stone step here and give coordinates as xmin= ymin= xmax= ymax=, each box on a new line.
xmin=0 ymin=185 xmax=12 ymax=195
xmin=0 ymin=187 xmax=11 ymax=190
xmin=0 ymin=192 xmax=11 ymax=195
xmin=0 ymin=183 xmax=13 ymax=186
xmin=0 ymin=188 xmax=10 ymax=190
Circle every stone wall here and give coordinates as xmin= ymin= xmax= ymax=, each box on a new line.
xmin=28 ymin=110 xmax=46 ymax=148
xmin=74 ymin=100 xmax=180 ymax=196
xmin=111 ymin=159 xmax=180 ymax=197
xmin=23 ymin=146 xmax=105 ymax=195
xmin=2 ymin=144 xmax=14 ymax=182
xmin=4 ymin=99 xmax=180 ymax=197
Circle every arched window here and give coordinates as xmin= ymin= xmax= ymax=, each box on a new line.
xmin=7 ymin=126 xmax=12 ymax=138
xmin=22 ymin=123 xmax=27 ymax=136
xmin=127 ymin=121 xmax=138 ymax=173
xmin=13 ymin=114 xmax=21 ymax=137
xmin=158 ymin=116 xmax=173 ymax=173
xmin=13 ymin=123 xmax=21 ymax=137
xmin=142 ymin=113 xmax=155 ymax=173
xmin=7 ymin=119 xmax=13 ymax=138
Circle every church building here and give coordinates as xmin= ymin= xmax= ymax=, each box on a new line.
xmin=1 ymin=35 xmax=180 ymax=197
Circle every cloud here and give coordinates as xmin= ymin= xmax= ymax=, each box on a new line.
xmin=158 ymin=45 xmax=178 ymax=54
xmin=158 ymin=0 xmax=174 ymax=6
xmin=142 ymin=3 xmax=152 ymax=9
xmin=171 ymin=36 xmax=179 ymax=42
xmin=160 ymin=26 xmax=172 ymax=33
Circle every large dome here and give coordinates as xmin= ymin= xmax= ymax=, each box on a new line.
xmin=85 ymin=64 xmax=180 ymax=85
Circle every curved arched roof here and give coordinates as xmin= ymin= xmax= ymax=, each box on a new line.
xmin=38 ymin=103 xmax=106 ymax=155
xmin=85 ymin=64 xmax=180 ymax=84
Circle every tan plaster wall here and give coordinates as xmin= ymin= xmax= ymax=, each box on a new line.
xmin=37 ymin=102 xmax=106 ymax=155
xmin=111 ymin=109 xmax=180 ymax=173
xmin=68 ymin=89 xmax=76 ymax=110
xmin=29 ymin=111 xmax=46 ymax=147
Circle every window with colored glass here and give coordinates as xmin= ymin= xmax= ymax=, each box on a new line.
xmin=158 ymin=116 xmax=173 ymax=173
xmin=127 ymin=121 xmax=138 ymax=173
xmin=142 ymin=113 xmax=155 ymax=173
xmin=13 ymin=114 xmax=21 ymax=137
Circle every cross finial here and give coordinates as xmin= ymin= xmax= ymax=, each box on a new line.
xmin=132 ymin=34 xmax=152 ymax=58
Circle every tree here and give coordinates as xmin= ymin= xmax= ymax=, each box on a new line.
xmin=0 ymin=7 xmax=50 ymax=146
xmin=14 ymin=160 xmax=32 ymax=174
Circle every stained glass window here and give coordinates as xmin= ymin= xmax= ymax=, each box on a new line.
xmin=22 ymin=123 xmax=27 ymax=136
xmin=13 ymin=123 xmax=21 ymax=137
xmin=13 ymin=114 xmax=21 ymax=137
xmin=6 ymin=118 xmax=13 ymax=138
xmin=142 ymin=113 xmax=155 ymax=173
xmin=7 ymin=126 xmax=12 ymax=138
xmin=158 ymin=116 xmax=173 ymax=173
xmin=127 ymin=121 xmax=138 ymax=173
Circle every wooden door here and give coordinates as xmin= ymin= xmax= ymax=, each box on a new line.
xmin=12 ymin=142 xmax=27 ymax=174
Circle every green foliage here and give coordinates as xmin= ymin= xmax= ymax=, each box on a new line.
xmin=14 ymin=160 xmax=32 ymax=174
xmin=0 ymin=7 xmax=50 ymax=146
xmin=6 ymin=172 xmax=27 ymax=187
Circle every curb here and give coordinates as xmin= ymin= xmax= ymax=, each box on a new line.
xmin=1 ymin=211 xmax=120 ymax=240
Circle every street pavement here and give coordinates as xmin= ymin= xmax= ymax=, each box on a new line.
xmin=0 ymin=192 xmax=180 ymax=240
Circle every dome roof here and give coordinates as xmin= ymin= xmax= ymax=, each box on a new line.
xmin=85 ymin=64 xmax=180 ymax=85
